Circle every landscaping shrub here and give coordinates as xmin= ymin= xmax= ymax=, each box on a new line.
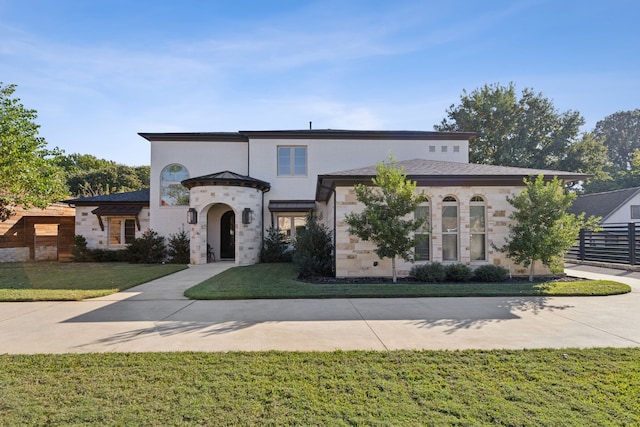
xmin=473 ymin=264 xmax=509 ymax=282
xmin=445 ymin=263 xmax=473 ymax=282
xmin=71 ymin=235 xmax=91 ymax=261
xmin=260 ymin=226 xmax=292 ymax=263
xmin=167 ymin=230 xmax=190 ymax=264
xmin=89 ymin=249 xmax=128 ymax=262
xmin=127 ymin=230 xmax=166 ymax=263
xmin=293 ymin=211 xmax=334 ymax=277
xmin=410 ymin=262 xmax=446 ymax=282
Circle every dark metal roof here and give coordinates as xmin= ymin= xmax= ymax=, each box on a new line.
xmin=181 ymin=170 xmax=271 ymax=192
xmin=316 ymin=159 xmax=590 ymax=201
xmin=63 ymin=189 xmax=150 ymax=206
xmin=139 ymin=129 xmax=477 ymax=142
xmin=568 ymin=187 xmax=640 ymax=222
xmin=268 ymin=200 xmax=316 ymax=212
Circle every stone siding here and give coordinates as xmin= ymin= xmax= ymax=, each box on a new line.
xmin=74 ymin=207 xmax=151 ymax=249
xmin=334 ymin=185 xmax=552 ymax=278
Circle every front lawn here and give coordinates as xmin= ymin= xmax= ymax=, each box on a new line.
xmin=184 ymin=263 xmax=631 ymax=300
xmin=1 ymin=349 xmax=639 ymax=425
xmin=0 ymin=262 xmax=188 ymax=301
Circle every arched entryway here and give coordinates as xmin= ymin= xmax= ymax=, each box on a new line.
xmin=220 ymin=210 xmax=235 ymax=259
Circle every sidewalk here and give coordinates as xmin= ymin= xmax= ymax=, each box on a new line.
xmin=1 ymin=262 xmax=639 ymax=354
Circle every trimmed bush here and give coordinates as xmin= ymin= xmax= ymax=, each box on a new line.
xmin=71 ymin=235 xmax=91 ymax=261
xmin=293 ymin=211 xmax=334 ymax=277
xmin=445 ymin=263 xmax=473 ymax=282
xmin=127 ymin=230 xmax=166 ymax=264
xmin=167 ymin=230 xmax=190 ymax=264
xmin=261 ymin=227 xmax=292 ymax=263
xmin=473 ymin=264 xmax=509 ymax=282
xmin=410 ymin=262 xmax=446 ymax=282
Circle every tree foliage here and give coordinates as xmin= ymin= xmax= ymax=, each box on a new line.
xmin=0 ymin=83 xmax=67 ymax=220
xmin=594 ymin=109 xmax=640 ymax=172
xmin=435 ymin=82 xmax=608 ymax=177
xmin=344 ymin=155 xmax=428 ymax=282
xmin=56 ymin=153 xmax=150 ymax=197
xmin=498 ymin=175 xmax=600 ymax=280
xmin=293 ymin=211 xmax=333 ymax=277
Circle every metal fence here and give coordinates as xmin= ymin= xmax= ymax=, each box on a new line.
xmin=566 ymin=223 xmax=640 ymax=265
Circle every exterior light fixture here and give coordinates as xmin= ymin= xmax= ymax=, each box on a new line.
xmin=242 ymin=208 xmax=253 ymax=224
xmin=187 ymin=208 xmax=198 ymax=224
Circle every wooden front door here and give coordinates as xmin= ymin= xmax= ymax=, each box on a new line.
xmin=220 ymin=210 xmax=235 ymax=259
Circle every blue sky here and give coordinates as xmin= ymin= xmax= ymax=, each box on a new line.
xmin=1 ymin=0 xmax=638 ymax=166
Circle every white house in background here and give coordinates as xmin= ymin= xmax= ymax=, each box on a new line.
xmin=65 ymin=129 xmax=587 ymax=278
xmin=569 ymin=187 xmax=640 ymax=225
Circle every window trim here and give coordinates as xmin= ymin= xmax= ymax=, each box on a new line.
xmin=442 ymin=196 xmax=459 ymax=261
xmin=277 ymin=146 xmax=308 ymax=177
xmin=414 ymin=200 xmax=431 ymax=262
xmin=470 ymin=195 xmax=487 ymax=262
xmin=108 ymin=218 xmax=136 ymax=247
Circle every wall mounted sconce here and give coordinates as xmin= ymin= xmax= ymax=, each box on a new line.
xmin=187 ymin=208 xmax=198 ymax=224
xmin=242 ymin=207 xmax=253 ymax=224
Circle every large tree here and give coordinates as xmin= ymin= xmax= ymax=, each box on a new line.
xmin=435 ymin=82 xmax=608 ymax=177
xmin=0 ymin=83 xmax=67 ymax=221
xmin=498 ymin=175 xmax=600 ymax=281
xmin=344 ymin=156 xmax=428 ymax=283
xmin=593 ymin=109 xmax=640 ymax=172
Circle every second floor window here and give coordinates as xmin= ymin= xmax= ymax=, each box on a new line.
xmin=161 ymin=164 xmax=189 ymax=206
xmin=278 ymin=146 xmax=307 ymax=176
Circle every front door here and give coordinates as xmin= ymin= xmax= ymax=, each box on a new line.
xmin=220 ymin=210 xmax=235 ymax=259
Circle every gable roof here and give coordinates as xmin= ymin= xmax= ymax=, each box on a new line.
xmin=181 ymin=170 xmax=271 ymax=192
xmin=568 ymin=187 xmax=640 ymax=222
xmin=316 ymin=159 xmax=590 ymax=201
xmin=62 ymin=189 xmax=150 ymax=206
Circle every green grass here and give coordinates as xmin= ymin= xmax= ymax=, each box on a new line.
xmin=1 ymin=349 xmax=639 ymax=425
xmin=185 ymin=263 xmax=631 ymax=300
xmin=0 ymin=262 xmax=188 ymax=301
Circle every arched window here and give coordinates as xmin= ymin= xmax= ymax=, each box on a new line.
xmin=470 ymin=196 xmax=487 ymax=261
xmin=442 ymin=196 xmax=458 ymax=261
xmin=160 ymin=164 xmax=190 ymax=206
xmin=414 ymin=198 xmax=431 ymax=261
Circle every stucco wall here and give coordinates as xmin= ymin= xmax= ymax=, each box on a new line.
xmin=603 ymin=193 xmax=640 ymax=224
xmin=334 ymin=185 xmax=552 ymax=278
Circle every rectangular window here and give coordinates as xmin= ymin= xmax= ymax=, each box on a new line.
xmin=441 ymin=146 xmax=447 ymax=153
xmin=470 ymin=205 xmax=486 ymax=261
xmin=442 ymin=235 xmax=458 ymax=261
xmin=414 ymin=206 xmax=430 ymax=261
xmin=453 ymin=145 xmax=460 ymax=153
xmin=278 ymin=146 xmax=307 ymax=176
xmin=429 ymin=145 xmax=436 ymax=153
xmin=109 ymin=218 xmax=136 ymax=246
xmin=631 ymin=205 xmax=640 ymax=219
xmin=277 ymin=215 xmax=307 ymax=243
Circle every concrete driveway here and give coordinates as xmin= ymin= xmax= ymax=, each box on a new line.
xmin=1 ymin=262 xmax=639 ymax=354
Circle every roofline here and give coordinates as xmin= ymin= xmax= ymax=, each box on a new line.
xmin=315 ymin=173 xmax=588 ymax=201
xmin=581 ymin=187 xmax=640 ymax=223
xmin=139 ymin=130 xmax=477 ymax=142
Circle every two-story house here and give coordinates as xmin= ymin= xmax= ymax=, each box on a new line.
xmin=65 ymin=129 xmax=586 ymax=277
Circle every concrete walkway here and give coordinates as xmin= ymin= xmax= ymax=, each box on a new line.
xmin=1 ymin=262 xmax=639 ymax=354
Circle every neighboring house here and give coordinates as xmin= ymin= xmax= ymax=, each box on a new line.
xmin=63 ymin=189 xmax=150 ymax=250
xmin=0 ymin=203 xmax=75 ymax=262
xmin=66 ymin=129 xmax=587 ymax=277
xmin=568 ymin=187 xmax=640 ymax=224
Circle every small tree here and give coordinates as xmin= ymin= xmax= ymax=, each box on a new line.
xmin=167 ymin=230 xmax=190 ymax=264
xmin=127 ymin=229 xmax=166 ymax=264
xmin=293 ymin=211 xmax=333 ymax=277
xmin=344 ymin=155 xmax=428 ymax=282
xmin=260 ymin=226 xmax=292 ymax=263
xmin=498 ymin=174 xmax=600 ymax=281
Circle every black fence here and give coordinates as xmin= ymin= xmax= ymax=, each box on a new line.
xmin=567 ymin=223 xmax=640 ymax=265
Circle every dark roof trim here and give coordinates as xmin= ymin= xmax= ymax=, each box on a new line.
xmin=139 ymin=130 xmax=477 ymax=142
xmin=91 ymin=206 xmax=143 ymax=231
xmin=138 ymin=132 xmax=248 ymax=142
xmin=268 ymin=200 xmax=316 ymax=212
xmin=315 ymin=174 xmax=587 ymax=202
xmin=62 ymin=189 xmax=150 ymax=206
xmin=182 ymin=170 xmax=271 ymax=192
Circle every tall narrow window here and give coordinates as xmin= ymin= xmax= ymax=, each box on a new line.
xmin=109 ymin=218 xmax=137 ymax=246
xmin=124 ymin=219 xmax=136 ymax=244
xmin=442 ymin=196 xmax=458 ymax=261
xmin=414 ymin=202 xmax=430 ymax=261
xmin=160 ymin=164 xmax=189 ymax=206
xmin=278 ymin=146 xmax=307 ymax=176
xmin=109 ymin=219 xmax=122 ymax=245
xmin=470 ymin=196 xmax=486 ymax=261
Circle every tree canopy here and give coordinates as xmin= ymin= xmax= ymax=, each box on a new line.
xmin=594 ymin=109 xmax=640 ymax=172
xmin=434 ymin=82 xmax=608 ymax=178
xmin=344 ymin=155 xmax=428 ymax=282
xmin=0 ymin=83 xmax=67 ymax=221
xmin=498 ymin=175 xmax=600 ymax=280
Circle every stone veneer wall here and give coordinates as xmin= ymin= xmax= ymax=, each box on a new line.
xmin=74 ymin=207 xmax=151 ymax=249
xmin=334 ymin=185 xmax=552 ymax=278
xmin=189 ymin=185 xmax=263 ymax=265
